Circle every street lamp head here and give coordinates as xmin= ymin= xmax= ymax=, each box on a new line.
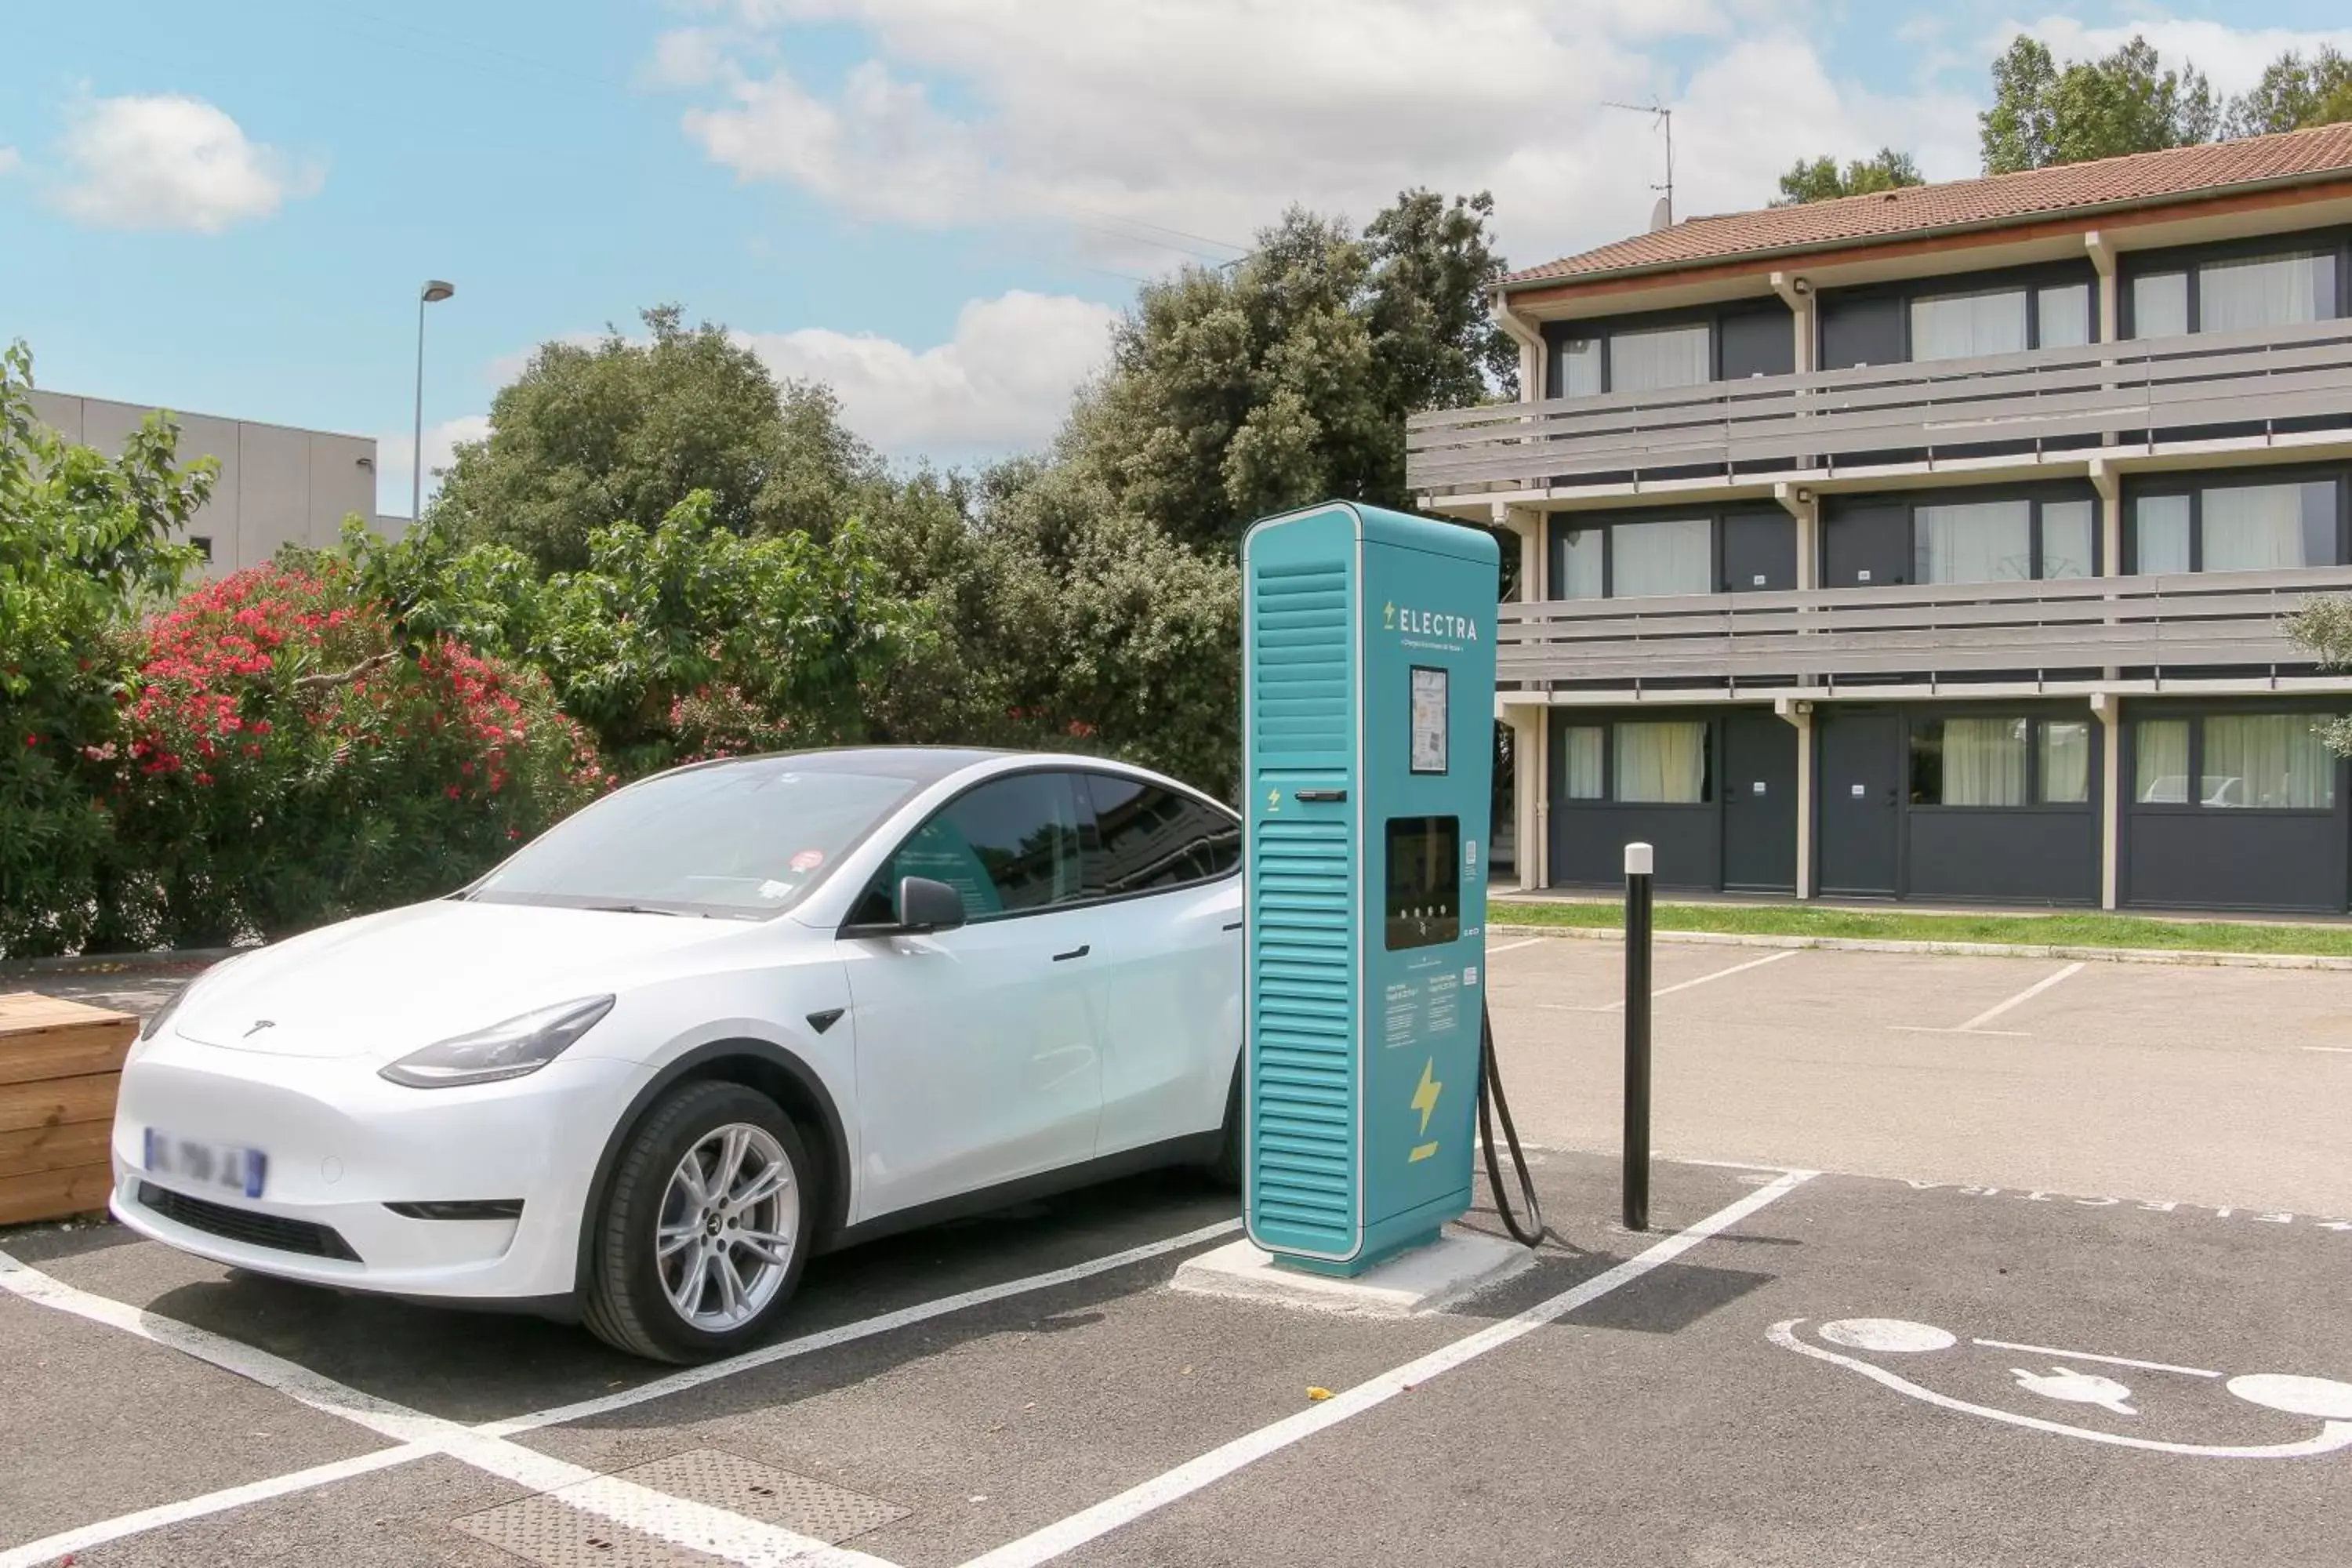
xmin=420 ymin=280 xmax=456 ymax=303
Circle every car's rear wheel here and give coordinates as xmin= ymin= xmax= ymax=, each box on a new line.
xmin=583 ymin=1080 xmax=813 ymax=1363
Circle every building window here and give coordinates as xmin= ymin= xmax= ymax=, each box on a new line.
xmin=1610 ymin=517 xmax=1711 ymax=598
xmin=2130 ymin=249 xmax=2342 ymax=338
xmin=1563 ymin=727 xmax=1605 ymax=799
xmin=1909 ymin=717 xmax=2087 ymax=807
xmin=1560 ymin=336 xmax=1602 ymax=397
xmin=1559 ymin=525 xmax=1604 ymax=599
xmin=2134 ymin=714 xmax=2336 ymax=810
xmin=2037 ymin=283 xmax=2093 ymax=349
xmin=1614 ymin=722 xmax=1709 ymax=804
xmin=1608 ymin=323 xmax=1711 ymax=394
xmin=1911 ymin=288 xmax=2028 ymax=361
xmin=2129 ymin=478 xmax=2339 ymax=575
xmin=1910 ymin=494 xmax=2098 ymax=586
xmin=188 ymin=535 xmax=214 ymax=561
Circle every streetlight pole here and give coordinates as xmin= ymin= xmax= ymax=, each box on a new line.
xmin=413 ymin=280 xmax=455 ymax=523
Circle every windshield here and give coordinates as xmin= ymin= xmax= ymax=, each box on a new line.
xmin=466 ymin=759 xmax=922 ymax=918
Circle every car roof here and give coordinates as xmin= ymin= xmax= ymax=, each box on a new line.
xmin=676 ymin=746 xmax=1015 ymax=787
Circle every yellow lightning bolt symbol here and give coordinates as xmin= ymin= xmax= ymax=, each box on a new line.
xmin=1410 ymin=1058 xmax=1442 ymax=1136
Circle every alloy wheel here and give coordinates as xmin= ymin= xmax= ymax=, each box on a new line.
xmin=654 ymin=1122 xmax=799 ymax=1332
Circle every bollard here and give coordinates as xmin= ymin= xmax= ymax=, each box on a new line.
xmin=1622 ymin=840 xmax=1653 ymax=1232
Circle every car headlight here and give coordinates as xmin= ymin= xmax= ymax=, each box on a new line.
xmin=379 ymin=996 xmax=615 ymax=1089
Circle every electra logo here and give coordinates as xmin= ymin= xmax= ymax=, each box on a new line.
xmin=1387 ymin=602 xmax=1479 ymax=641
xmin=243 ymin=1019 xmax=276 ymax=1038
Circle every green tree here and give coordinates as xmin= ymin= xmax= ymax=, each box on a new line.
xmin=1058 ymin=190 xmax=1512 ymax=554
xmin=2226 ymin=46 xmax=2352 ymax=136
xmin=2286 ymin=597 xmax=2352 ymax=759
xmin=431 ymin=305 xmax=875 ymax=575
xmin=1773 ymin=148 xmax=1925 ymax=205
xmin=1980 ymin=34 xmax=2217 ymax=173
xmin=0 ymin=340 xmax=209 ymax=956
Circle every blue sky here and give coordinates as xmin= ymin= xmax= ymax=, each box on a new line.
xmin=5 ymin=1 xmax=2350 ymax=517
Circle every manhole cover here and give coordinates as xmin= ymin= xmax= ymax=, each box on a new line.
xmin=455 ymin=1494 xmax=720 ymax=1567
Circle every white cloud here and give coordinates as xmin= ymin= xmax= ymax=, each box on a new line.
xmin=738 ymin=289 xmax=1117 ymax=460
xmin=55 ymin=94 xmax=321 ymax=233
xmin=1991 ymin=17 xmax=2352 ymax=98
xmin=376 ymin=413 xmax=491 ymax=519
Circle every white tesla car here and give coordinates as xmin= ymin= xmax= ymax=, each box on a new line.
xmin=113 ymin=749 xmax=1245 ymax=1361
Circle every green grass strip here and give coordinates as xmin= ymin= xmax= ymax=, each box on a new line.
xmin=1489 ymin=899 xmax=2352 ymax=958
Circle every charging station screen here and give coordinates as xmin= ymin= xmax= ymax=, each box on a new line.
xmin=1384 ymin=815 xmax=1461 ymax=950
xmin=1409 ymin=666 xmax=1449 ymax=775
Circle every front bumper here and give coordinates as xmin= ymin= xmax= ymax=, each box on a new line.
xmin=111 ymin=1032 xmax=649 ymax=1301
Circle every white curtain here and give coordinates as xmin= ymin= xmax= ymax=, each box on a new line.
xmin=2037 ymin=283 xmax=2092 ymax=349
xmin=2040 ymin=720 xmax=2091 ymax=804
xmin=2201 ymin=484 xmax=2313 ymax=572
xmin=1559 ymin=527 xmax=1605 ymax=599
xmin=2135 ymin=720 xmax=2190 ymax=803
xmin=1615 ymin=722 xmax=1706 ymax=804
xmin=2132 ymin=272 xmax=2190 ymax=339
xmin=2135 ymin=495 xmax=2192 ymax=575
xmin=1559 ymin=337 xmax=1602 ymax=397
xmin=2199 ymin=252 xmax=2333 ymax=333
xmin=1611 ymin=518 xmax=1711 ymax=598
xmin=1564 ymin=727 xmax=1606 ymax=800
xmin=1915 ymin=499 xmax=2032 ymax=585
xmin=1940 ymin=717 xmax=2029 ymax=806
xmin=1609 ymin=324 xmax=1711 ymax=393
xmin=2203 ymin=714 xmax=2336 ymax=810
xmin=2040 ymin=499 xmax=2096 ymax=579
xmin=1911 ymin=289 xmax=2029 ymax=361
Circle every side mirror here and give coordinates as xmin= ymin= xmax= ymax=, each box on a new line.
xmin=895 ymin=876 xmax=966 ymax=935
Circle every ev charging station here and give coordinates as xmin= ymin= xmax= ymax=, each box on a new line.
xmin=1238 ymin=501 xmax=1505 ymax=1277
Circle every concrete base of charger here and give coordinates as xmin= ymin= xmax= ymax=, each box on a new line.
xmin=1171 ymin=1226 xmax=1534 ymax=1317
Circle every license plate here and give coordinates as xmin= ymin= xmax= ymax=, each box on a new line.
xmin=143 ymin=1129 xmax=268 ymax=1200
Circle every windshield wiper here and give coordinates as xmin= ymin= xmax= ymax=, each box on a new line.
xmin=581 ymin=902 xmax=700 ymax=918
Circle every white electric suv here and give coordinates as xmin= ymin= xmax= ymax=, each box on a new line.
xmin=113 ymin=748 xmax=1246 ymax=1361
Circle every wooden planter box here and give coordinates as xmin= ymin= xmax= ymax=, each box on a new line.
xmin=0 ymin=993 xmax=136 ymax=1225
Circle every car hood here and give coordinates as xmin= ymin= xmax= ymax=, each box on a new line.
xmin=173 ymin=899 xmax=760 ymax=1061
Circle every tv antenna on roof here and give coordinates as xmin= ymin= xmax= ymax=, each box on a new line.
xmin=1602 ymin=100 xmax=1675 ymax=230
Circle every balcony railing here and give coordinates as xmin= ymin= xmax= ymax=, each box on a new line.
xmin=1500 ymin=566 xmax=2352 ymax=690
xmin=1410 ymin=318 xmax=2352 ymax=500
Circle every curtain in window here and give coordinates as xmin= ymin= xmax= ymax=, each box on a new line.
xmin=1611 ymin=518 xmax=1711 ymax=598
xmin=2041 ymin=720 xmax=2090 ymax=803
xmin=2134 ymin=720 xmax=2190 ymax=803
xmin=1915 ymin=499 xmax=2032 ymax=584
xmin=2199 ymin=253 xmax=2336 ymax=333
xmin=1559 ymin=527 xmax=1604 ymax=599
xmin=1609 ymin=325 xmax=1711 ymax=393
xmin=2039 ymin=499 xmax=2096 ymax=579
xmin=1940 ymin=717 xmax=2028 ymax=805
xmin=1614 ymin=722 xmax=1706 ymax=803
xmin=2201 ymin=483 xmax=2317 ymax=572
xmin=1563 ymin=727 xmax=1605 ymax=800
xmin=2132 ymin=273 xmax=2190 ymax=339
xmin=2202 ymin=714 xmax=2335 ymax=809
xmin=2037 ymin=283 xmax=2092 ymax=349
xmin=1911 ymin=289 xmax=2029 ymax=361
xmin=1559 ymin=338 xmax=1602 ymax=397
xmin=2135 ymin=494 xmax=2192 ymax=575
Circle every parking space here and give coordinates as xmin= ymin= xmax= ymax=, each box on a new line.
xmin=6 ymin=938 xmax=2352 ymax=1566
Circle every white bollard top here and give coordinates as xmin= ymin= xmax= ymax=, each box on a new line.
xmin=1624 ymin=842 xmax=1654 ymax=877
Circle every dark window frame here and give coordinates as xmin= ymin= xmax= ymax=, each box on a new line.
xmin=1824 ymin=480 xmax=2104 ymax=586
xmin=1550 ymin=503 xmax=1793 ymax=600
xmin=1542 ymin=296 xmax=1792 ymax=398
xmin=1555 ymin=717 xmax=1716 ymax=808
xmin=1816 ymin=258 xmax=2101 ymax=368
xmin=2118 ymin=225 xmax=2352 ymax=338
xmin=2122 ymin=465 xmax=2350 ymax=575
xmin=2124 ymin=705 xmax=2347 ymax=818
xmin=1906 ymin=713 xmax=2096 ymax=811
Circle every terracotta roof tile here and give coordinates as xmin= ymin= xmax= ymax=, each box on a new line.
xmin=1505 ymin=123 xmax=2352 ymax=287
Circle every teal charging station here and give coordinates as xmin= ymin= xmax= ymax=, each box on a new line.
xmin=1241 ymin=501 xmax=1499 ymax=1276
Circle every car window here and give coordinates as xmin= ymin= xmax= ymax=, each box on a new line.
xmin=851 ymin=771 xmax=1086 ymax=925
xmin=1083 ymin=773 xmax=1242 ymax=896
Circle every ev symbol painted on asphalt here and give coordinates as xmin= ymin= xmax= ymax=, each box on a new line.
xmin=1773 ymin=1316 xmax=2352 ymax=1458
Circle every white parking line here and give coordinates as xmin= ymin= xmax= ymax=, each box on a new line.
xmin=1486 ymin=937 xmax=1548 ymax=956
xmin=1970 ymin=1338 xmax=2220 ymax=1378
xmin=1893 ymin=961 xmax=2085 ymax=1036
xmin=0 ymin=1217 xmax=1240 ymax=1566
xmin=2303 ymin=1046 xmax=2352 ymax=1054
xmin=955 ymin=1168 xmax=1818 ymax=1568
xmin=1599 ymin=947 xmax=1799 ymax=1011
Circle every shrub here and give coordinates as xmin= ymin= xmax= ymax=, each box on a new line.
xmin=101 ymin=558 xmax=608 ymax=946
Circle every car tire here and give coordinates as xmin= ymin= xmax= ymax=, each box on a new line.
xmin=1208 ymin=1051 xmax=1243 ymax=1189
xmin=582 ymin=1080 xmax=815 ymax=1364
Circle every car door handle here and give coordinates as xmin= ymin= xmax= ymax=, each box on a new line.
xmin=1052 ymin=944 xmax=1091 ymax=962
xmin=1221 ymin=920 xmax=1243 ymax=932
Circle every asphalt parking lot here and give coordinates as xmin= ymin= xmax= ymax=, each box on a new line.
xmin=5 ymin=941 xmax=2350 ymax=1566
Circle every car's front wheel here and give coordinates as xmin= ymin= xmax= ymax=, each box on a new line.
xmin=583 ymin=1080 xmax=813 ymax=1363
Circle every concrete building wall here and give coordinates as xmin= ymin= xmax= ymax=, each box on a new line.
xmin=27 ymin=388 xmax=394 ymax=574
